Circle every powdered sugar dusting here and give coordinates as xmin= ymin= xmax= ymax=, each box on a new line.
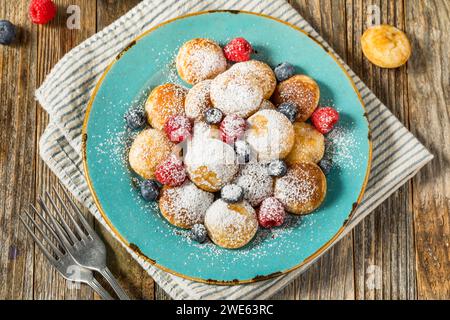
xmin=160 ymin=180 xmax=214 ymax=228
xmin=176 ymin=38 xmax=227 ymax=84
xmin=185 ymin=80 xmax=212 ymax=120
xmin=326 ymin=122 xmax=363 ymax=171
xmin=233 ymin=162 xmax=274 ymax=206
xmin=210 ymin=70 xmax=263 ymax=118
xmin=229 ymin=60 xmax=276 ymax=98
xmin=204 ymin=199 xmax=258 ymax=249
xmin=245 ymin=109 xmax=295 ymax=161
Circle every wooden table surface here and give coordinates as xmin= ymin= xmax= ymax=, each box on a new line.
xmin=0 ymin=0 xmax=448 ymax=300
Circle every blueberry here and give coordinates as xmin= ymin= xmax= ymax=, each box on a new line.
xmin=267 ymin=160 xmax=288 ymax=177
xmin=234 ymin=140 xmax=252 ymax=164
xmin=190 ymin=224 xmax=208 ymax=243
xmin=221 ymin=184 xmax=244 ymax=203
xmin=125 ymin=109 xmax=146 ymax=130
xmin=140 ymin=179 xmax=160 ymax=201
xmin=274 ymin=62 xmax=295 ymax=82
xmin=277 ymin=102 xmax=298 ymax=122
xmin=204 ymin=108 xmax=223 ymax=125
xmin=319 ymin=158 xmax=333 ymax=175
xmin=0 ymin=20 xmax=16 ymax=45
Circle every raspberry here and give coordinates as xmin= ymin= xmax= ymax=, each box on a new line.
xmin=220 ymin=114 xmax=246 ymax=144
xmin=164 ymin=115 xmax=192 ymax=143
xmin=311 ymin=107 xmax=339 ymax=134
xmin=155 ymin=155 xmax=187 ymax=187
xmin=257 ymin=197 xmax=286 ymax=228
xmin=223 ymin=37 xmax=253 ymax=62
xmin=29 ymin=0 xmax=57 ymax=25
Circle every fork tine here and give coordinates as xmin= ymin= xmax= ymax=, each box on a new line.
xmin=38 ymin=197 xmax=74 ymax=249
xmin=42 ymin=193 xmax=79 ymax=244
xmin=51 ymin=186 xmax=88 ymax=241
xmin=19 ymin=214 xmax=58 ymax=265
xmin=29 ymin=204 xmax=63 ymax=247
xmin=23 ymin=209 xmax=64 ymax=258
xmin=58 ymin=185 xmax=95 ymax=235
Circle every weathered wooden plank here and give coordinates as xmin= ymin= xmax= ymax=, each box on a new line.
xmin=351 ymin=0 xmax=417 ymax=300
xmin=405 ymin=0 xmax=450 ymax=300
xmin=96 ymin=0 xmax=155 ymax=300
xmin=0 ymin=0 xmax=37 ymax=300
xmin=33 ymin=0 xmax=97 ymax=300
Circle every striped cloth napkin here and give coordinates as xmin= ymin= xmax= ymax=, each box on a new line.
xmin=36 ymin=0 xmax=432 ymax=299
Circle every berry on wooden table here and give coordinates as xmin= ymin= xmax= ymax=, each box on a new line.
xmin=164 ymin=115 xmax=192 ymax=143
xmin=140 ymin=179 xmax=160 ymax=201
xmin=124 ymin=109 xmax=146 ymax=130
xmin=257 ymin=197 xmax=286 ymax=228
xmin=223 ymin=37 xmax=253 ymax=62
xmin=220 ymin=114 xmax=246 ymax=144
xmin=0 ymin=20 xmax=16 ymax=45
xmin=155 ymin=155 xmax=187 ymax=187
xmin=274 ymin=62 xmax=295 ymax=82
xmin=29 ymin=0 xmax=57 ymax=25
xmin=311 ymin=107 xmax=339 ymax=134
xmin=277 ymin=102 xmax=298 ymax=122
xmin=204 ymin=107 xmax=223 ymax=125
xmin=190 ymin=224 xmax=208 ymax=243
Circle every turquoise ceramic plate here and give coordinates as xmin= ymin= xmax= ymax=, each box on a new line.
xmin=83 ymin=11 xmax=371 ymax=284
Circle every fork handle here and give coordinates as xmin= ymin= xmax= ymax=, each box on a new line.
xmin=89 ymin=278 xmax=114 ymax=300
xmin=99 ymin=267 xmax=130 ymax=300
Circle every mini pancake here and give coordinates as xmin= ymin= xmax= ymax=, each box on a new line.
xmin=272 ymin=74 xmax=320 ymax=122
xmin=128 ymin=129 xmax=173 ymax=179
xmin=229 ymin=60 xmax=277 ymax=99
xmin=274 ymin=162 xmax=326 ymax=215
xmin=204 ymin=199 xmax=258 ymax=249
xmin=245 ymin=109 xmax=295 ymax=161
xmin=159 ymin=180 xmax=214 ymax=229
xmin=185 ymin=80 xmax=213 ymax=121
xmin=184 ymin=138 xmax=239 ymax=192
xmin=145 ymin=83 xmax=188 ymax=130
xmin=361 ymin=24 xmax=411 ymax=68
xmin=210 ymin=70 xmax=263 ymax=118
xmin=285 ymin=122 xmax=325 ymax=164
xmin=176 ymin=38 xmax=227 ymax=85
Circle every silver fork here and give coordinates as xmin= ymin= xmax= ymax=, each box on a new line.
xmin=40 ymin=186 xmax=130 ymax=300
xmin=20 ymin=204 xmax=113 ymax=300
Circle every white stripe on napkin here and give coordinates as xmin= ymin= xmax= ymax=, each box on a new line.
xmin=37 ymin=0 xmax=432 ymax=300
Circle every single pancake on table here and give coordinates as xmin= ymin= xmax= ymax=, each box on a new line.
xmin=128 ymin=129 xmax=173 ymax=179
xmin=210 ymin=69 xmax=263 ymax=118
xmin=145 ymin=83 xmax=187 ymax=130
xmin=274 ymin=162 xmax=327 ymax=215
xmin=228 ymin=60 xmax=277 ymax=99
xmin=204 ymin=199 xmax=258 ymax=249
xmin=159 ymin=180 xmax=214 ymax=229
xmin=176 ymin=38 xmax=227 ymax=85
xmin=272 ymin=74 xmax=320 ymax=122
xmin=361 ymin=24 xmax=411 ymax=68
xmin=245 ymin=109 xmax=295 ymax=161
xmin=285 ymin=122 xmax=325 ymax=164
